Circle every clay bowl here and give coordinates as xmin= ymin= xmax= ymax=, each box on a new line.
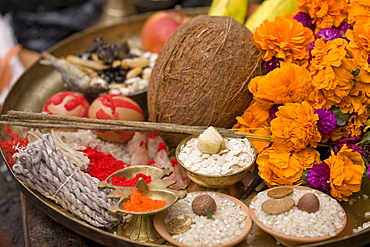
xmin=175 ymin=135 xmax=256 ymax=189
xmin=249 ymin=186 xmax=347 ymax=247
xmin=153 ymin=191 xmax=253 ymax=247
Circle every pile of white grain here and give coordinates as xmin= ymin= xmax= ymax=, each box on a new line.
xmin=250 ymin=189 xmax=345 ymax=238
xmin=165 ymin=192 xmax=247 ymax=246
xmin=177 ymin=137 xmax=256 ymax=176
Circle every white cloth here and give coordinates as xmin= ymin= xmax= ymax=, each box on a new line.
xmin=0 ymin=14 xmax=25 ymax=106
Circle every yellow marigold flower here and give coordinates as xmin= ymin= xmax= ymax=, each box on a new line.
xmin=346 ymin=21 xmax=370 ymax=95
xmin=309 ymin=38 xmax=356 ymax=109
xmin=325 ymin=144 xmax=365 ymax=201
xmin=257 ymin=147 xmax=319 ymax=187
xmin=233 ymin=109 xmax=271 ymax=153
xmin=294 ymin=147 xmax=322 ymax=170
xmin=336 ymin=87 xmax=370 ymax=115
xmin=325 ymin=111 xmax=369 ymax=141
xmin=347 ymin=0 xmax=370 ymax=26
xmin=248 ymin=62 xmax=316 ymax=122
xmin=298 ymin=0 xmax=348 ymax=30
xmin=244 ymin=100 xmax=271 ymax=123
xmin=253 ymin=16 xmax=314 ymax=64
xmin=271 ymin=102 xmax=321 ymax=152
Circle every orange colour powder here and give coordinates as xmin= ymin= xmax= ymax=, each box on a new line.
xmin=123 ymin=188 xmax=166 ymax=212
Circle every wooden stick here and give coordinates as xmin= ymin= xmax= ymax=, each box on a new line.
xmin=1 ymin=110 xmax=272 ymax=142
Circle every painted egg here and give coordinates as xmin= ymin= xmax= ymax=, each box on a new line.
xmin=42 ymin=91 xmax=90 ymax=117
xmin=88 ymin=94 xmax=145 ymax=143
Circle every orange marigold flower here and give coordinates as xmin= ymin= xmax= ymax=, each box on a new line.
xmin=336 ymin=87 xmax=370 ymax=115
xmin=326 ymin=111 xmax=369 ymax=141
xmin=253 ymin=16 xmax=314 ymax=64
xmin=233 ymin=109 xmax=271 ymax=153
xmin=248 ymin=62 xmax=316 ymax=122
xmin=347 ymin=0 xmax=370 ymax=26
xmin=271 ymin=102 xmax=321 ymax=152
xmin=257 ymin=147 xmax=319 ymax=187
xmin=309 ymin=38 xmax=356 ymax=108
xmin=346 ymin=21 xmax=370 ymax=95
xmin=298 ymin=0 xmax=348 ymax=30
xmin=294 ymin=147 xmax=322 ymax=170
xmin=325 ymin=144 xmax=365 ymax=201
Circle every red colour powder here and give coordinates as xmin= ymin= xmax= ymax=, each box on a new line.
xmin=170 ymin=158 xmax=178 ymax=168
xmin=82 ymin=146 xmax=130 ymax=181
xmin=148 ymin=133 xmax=158 ymax=139
xmin=0 ymin=125 xmax=29 ymax=168
xmin=109 ymin=173 xmax=152 ymax=187
xmin=146 ymin=159 xmax=155 ymax=166
xmin=157 ymin=143 xmax=167 ymax=152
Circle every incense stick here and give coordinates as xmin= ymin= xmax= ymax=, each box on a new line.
xmin=1 ymin=110 xmax=272 ymax=142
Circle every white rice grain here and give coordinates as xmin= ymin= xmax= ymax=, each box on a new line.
xmin=250 ymin=189 xmax=345 ymax=238
xmin=165 ymin=192 xmax=247 ymax=247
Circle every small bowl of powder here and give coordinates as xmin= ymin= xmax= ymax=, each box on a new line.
xmin=249 ymin=186 xmax=347 ymax=247
xmin=153 ymin=191 xmax=253 ymax=247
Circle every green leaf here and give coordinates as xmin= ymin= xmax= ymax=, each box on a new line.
xmin=207 ymin=208 xmax=213 ymax=219
xmin=331 ymin=106 xmax=350 ymax=126
xmin=352 ymin=69 xmax=361 ymax=77
xmin=301 ymin=169 xmax=309 ymax=181
xmin=357 ymin=132 xmax=370 ymax=146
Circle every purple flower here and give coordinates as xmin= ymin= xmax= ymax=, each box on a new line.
xmin=316 ymin=28 xmax=342 ymax=42
xmin=263 ymin=57 xmax=280 ymax=73
xmin=269 ymin=105 xmax=281 ymax=120
xmin=307 ymin=163 xmax=331 ymax=192
xmin=308 ymin=41 xmax=315 ymax=57
xmin=314 ymin=108 xmax=337 ymax=135
xmin=338 ymin=22 xmax=353 ymax=41
xmin=293 ymin=12 xmax=315 ymax=30
xmin=331 ymin=136 xmax=364 ymax=154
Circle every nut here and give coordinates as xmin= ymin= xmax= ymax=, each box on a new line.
xmin=297 ymin=193 xmax=320 ymax=213
xmin=192 ymin=194 xmax=217 ymax=216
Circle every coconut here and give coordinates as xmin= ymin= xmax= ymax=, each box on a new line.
xmin=147 ymin=15 xmax=262 ymax=147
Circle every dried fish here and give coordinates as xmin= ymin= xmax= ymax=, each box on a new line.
xmin=39 ymin=51 xmax=109 ymax=95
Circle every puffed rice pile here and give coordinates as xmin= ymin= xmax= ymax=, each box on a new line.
xmin=177 ymin=137 xmax=256 ymax=175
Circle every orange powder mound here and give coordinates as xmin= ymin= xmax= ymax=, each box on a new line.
xmin=123 ymin=188 xmax=166 ymax=212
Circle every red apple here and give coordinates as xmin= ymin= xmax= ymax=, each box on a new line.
xmin=141 ymin=10 xmax=190 ymax=54
xmin=88 ymin=94 xmax=145 ymax=143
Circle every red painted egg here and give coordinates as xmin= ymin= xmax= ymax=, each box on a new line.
xmin=88 ymin=94 xmax=145 ymax=143
xmin=42 ymin=91 xmax=90 ymax=117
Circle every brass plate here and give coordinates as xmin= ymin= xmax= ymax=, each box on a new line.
xmin=1 ymin=8 xmax=370 ymax=247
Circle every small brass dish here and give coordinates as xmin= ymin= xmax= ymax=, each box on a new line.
xmin=175 ymin=135 xmax=256 ymax=197
xmin=99 ymin=165 xmax=187 ymax=244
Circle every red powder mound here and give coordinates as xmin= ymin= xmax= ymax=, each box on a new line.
xmin=81 ymin=146 xmax=130 ymax=181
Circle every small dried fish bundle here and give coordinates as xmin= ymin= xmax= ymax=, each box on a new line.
xmin=39 ymin=51 xmax=109 ymax=95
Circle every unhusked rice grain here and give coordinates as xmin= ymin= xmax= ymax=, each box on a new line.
xmin=165 ymin=192 xmax=248 ymax=246
xmin=250 ymin=189 xmax=345 ymax=238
